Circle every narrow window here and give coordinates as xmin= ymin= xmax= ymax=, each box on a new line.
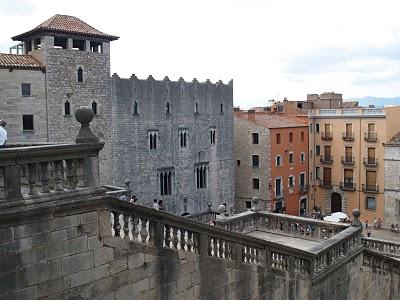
xmin=309 ymin=124 xmax=313 ymax=133
xmin=22 ymin=115 xmax=34 ymax=131
xmin=196 ymin=165 xmax=208 ymax=189
xmin=160 ymin=171 xmax=173 ymax=195
xmin=210 ymin=129 xmax=216 ymax=144
xmin=276 ymin=133 xmax=281 ymax=144
xmin=220 ymin=103 xmax=224 ymax=114
xmin=276 ymin=155 xmax=282 ymax=167
xmin=315 ymin=145 xmax=320 ymax=156
xmin=64 ymin=100 xmax=71 ymax=115
xmin=289 ymin=176 xmax=294 ymax=187
xmin=149 ymin=131 xmax=158 ymax=150
xmin=289 ymin=132 xmax=293 ymax=143
xmin=246 ymin=201 xmax=252 ymax=209
xmin=252 ymin=155 xmax=259 ymax=167
xmin=77 ymin=67 xmax=83 ymax=83
xmin=91 ymin=101 xmax=97 ymax=115
xmin=237 ymin=160 xmax=241 ymax=166
xmin=195 ymin=102 xmax=199 ymax=114
xmin=316 ymin=124 xmax=320 ymax=133
xmin=252 ymin=133 xmax=259 ymax=144
xmin=275 ymin=178 xmax=282 ymax=196
xmin=21 ymin=83 xmax=31 ymax=96
xmin=90 ymin=41 xmax=102 ymax=53
xmin=366 ymin=197 xmax=376 ymax=210
xmin=315 ymin=167 xmax=320 ymax=179
xmin=252 ymin=178 xmax=259 ymax=190
xmin=289 ymin=152 xmax=293 ymax=164
xmin=179 ymin=129 xmax=187 ymax=148
xmin=300 ymin=152 xmax=305 ymax=162
xmin=133 ymin=101 xmax=138 ymax=114
xmin=166 ymin=102 xmax=170 ymax=114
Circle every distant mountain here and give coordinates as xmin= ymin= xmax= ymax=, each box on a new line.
xmin=345 ymin=96 xmax=400 ymax=107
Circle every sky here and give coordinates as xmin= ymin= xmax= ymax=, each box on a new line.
xmin=1 ymin=0 xmax=400 ymax=109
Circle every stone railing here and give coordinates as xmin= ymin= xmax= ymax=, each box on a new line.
xmin=215 ymin=211 xmax=349 ymax=240
xmin=362 ymin=237 xmax=400 ymax=257
xmin=186 ymin=210 xmax=220 ymax=222
xmin=363 ymin=249 xmax=400 ymax=275
xmin=0 ymin=142 xmax=103 ymax=205
xmin=102 ymin=200 xmax=362 ymax=281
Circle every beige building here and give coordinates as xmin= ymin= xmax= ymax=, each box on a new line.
xmin=308 ymin=106 xmax=400 ymax=222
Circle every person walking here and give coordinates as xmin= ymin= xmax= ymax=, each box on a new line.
xmin=152 ymin=199 xmax=159 ymax=210
xmin=367 ymin=227 xmax=371 ymax=237
xmin=365 ymin=220 xmax=369 ymax=230
xmin=0 ymin=120 xmax=7 ymax=148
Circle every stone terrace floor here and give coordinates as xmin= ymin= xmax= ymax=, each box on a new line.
xmin=246 ymin=230 xmax=321 ymax=251
xmin=362 ymin=227 xmax=400 ymax=242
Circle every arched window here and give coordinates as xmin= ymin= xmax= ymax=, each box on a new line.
xmin=133 ymin=101 xmax=138 ymax=114
xmin=196 ymin=165 xmax=207 ymax=189
xmin=91 ymin=100 xmax=97 ymax=115
xmin=166 ymin=102 xmax=170 ymax=114
xmin=77 ymin=67 xmax=83 ymax=83
xmin=64 ymin=100 xmax=70 ymax=115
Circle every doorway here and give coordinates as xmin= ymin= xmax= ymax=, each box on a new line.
xmin=331 ymin=192 xmax=342 ymax=213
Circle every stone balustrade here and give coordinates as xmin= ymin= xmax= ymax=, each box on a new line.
xmin=215 ymin=211 xmax=349 ymax=240
xmin=0 ymin=142 xmax=103 ymax=205
xmin=104 ymin=200 xmax=363 ymax=280
xmin=362 ymin=237 xmax=400 ymax=257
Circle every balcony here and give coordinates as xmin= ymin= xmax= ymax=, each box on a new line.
xmin=320 ymin=155 xmax=333 ymax=164
xmin=362 ymin=184 xmax=379 ymax=193
xmin=363 ymin=158 xmax=378 ymax=167
xmin=300 ymin=185 xmax=308 ymax=193
xmin=340 ymin=182 xmax=356 ymax=191
xmin=342 ymin=132 xmax=354 ymax=141
xmin=321 ymin=132 xmax=333 ymax=141
xmin=274 ymin=191 xmax=284 ymax=200
xmin=320 ymin=180 xmax=332 ymax=188
xmin=364 ymin=133 xmax=377 ymax=142
xmin=341 ymin=156 xmax=355 ymax=165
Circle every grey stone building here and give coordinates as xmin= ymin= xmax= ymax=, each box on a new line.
xmin=0 ymin=14 xmax=234 ymax=215
xmin=384 ymin=133 xmax=400 ymax=225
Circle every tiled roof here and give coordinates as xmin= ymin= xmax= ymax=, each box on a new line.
xmin=12 ymin=14 xmax=119 ymax=41
xmin=387 ymin=132 xmax=400 ymax=145
xmin=0 ymin=54 xmax=43 ymax=69
xmin=236 ymin=113 xmax=308 ymax=128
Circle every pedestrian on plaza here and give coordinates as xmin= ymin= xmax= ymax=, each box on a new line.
xmin=152 ymin=199 xmax=159 ymax=210
xmin=158 ymin=200 xmax=164 ymax=211
xmin=373 ymin=217 xmax=377 ymax=229
xmin=367 ymin=227 xmax=371 ymax=237
xmin=365 ymin=220 xmax=369 ymax=230
xmin=0 ymin=120 xmax=7 ymax=148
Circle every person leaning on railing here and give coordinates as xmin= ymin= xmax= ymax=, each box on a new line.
xmin=0 ymin=120 xmax=7 ymax=148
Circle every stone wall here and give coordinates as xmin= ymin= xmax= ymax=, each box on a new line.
xmin=110 ymin=75 xmax=234 ymax=215
xmin=0 ymin=68 xmax=47 ymax=143
xmin=384 ymin=145 xmax=400 ymax=224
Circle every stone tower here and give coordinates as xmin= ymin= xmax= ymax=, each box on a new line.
xmin=11 ymin=15 xmax=119 ymax=184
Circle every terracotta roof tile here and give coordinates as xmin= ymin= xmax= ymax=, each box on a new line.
xmin=236 ymin=113 xmax=308 ymax=128
xmin=13 ymin=14 xmax=119 ymax=41
xmin=0 ymin=54 xmax=43 ymax=69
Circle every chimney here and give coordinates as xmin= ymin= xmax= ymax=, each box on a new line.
xmin=247 ymin=110 xmax=256 ymax=122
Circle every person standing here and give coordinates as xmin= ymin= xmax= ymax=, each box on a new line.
xmin=0 ymin=120 xmax=7 ymax=148
xmin=152 ymin=199 xmax=159 ymax=210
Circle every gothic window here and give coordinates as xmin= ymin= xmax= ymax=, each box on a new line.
xmin=91 ymin=101 xmax=97 ymax=115
xmin=133 ymin=101 xmax=138 ymax=114
xmin=166 ymin=102 xmax=170 ymax=114
xmin=64 ymin=100 xmax=71 ymax=115
xmin=77 ymin=67 xmax=83 ymax=83
xmin=195 ymin=164 xmax=208 ymax=189
xmin=210 ymin=129 xmax=216 ymax=144
xmin=179 ymin=129 xmax=187 ymax=148
xmin=159 ymin=170 xmax=173 ymax=196
xmin=148 ymin=130 xmax=158 ymax=150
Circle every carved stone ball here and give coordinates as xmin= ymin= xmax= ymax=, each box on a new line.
xmin=75 ymin=106 xmax=94 ymax=125
xmin=352 ymin=208 xmax=361 ymax=218
xmin=218 ymin=204 xmax=226 ymax=214
xmin=252 ymin=197 xmax=259 ymax=205
xmin=124 ymin=179 xmax=130 ymax=185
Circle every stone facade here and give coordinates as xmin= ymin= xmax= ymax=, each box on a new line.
xmin=384 ymin=145 xmax=400 ymax=225
xmin=0 ymin=68 xmax=47 ymax=143
xmin=111 ymin=75 xmax=234 ymax=215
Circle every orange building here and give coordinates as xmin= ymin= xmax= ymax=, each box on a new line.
xmin=235 ymin=111 xmax=309 ymax=215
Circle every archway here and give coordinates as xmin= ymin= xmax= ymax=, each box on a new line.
xmin=331 ymin=192 xmax=342 ymax=213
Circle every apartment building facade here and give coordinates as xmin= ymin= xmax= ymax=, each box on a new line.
xmin=308 ymin=106 xmax=400 ymax=222
xmin=235 ymin=111 xmax=309 ymax=215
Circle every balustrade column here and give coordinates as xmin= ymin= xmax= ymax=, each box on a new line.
xmin=27 ymin=163 xmax=38 ymax=196
xmin=65 ymin=159 xmax=76 ymax=190
xmin=53 ymin=160 xmax=64 ymax=191
xmin=40 ymin=161 xmax=50 ymax=193
xmin=76 ymin=158 xmax=86 ymax=188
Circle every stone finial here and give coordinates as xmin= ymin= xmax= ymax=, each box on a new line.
xmin=205 ymin=79 xmax=211 ymax=84
xmin=228 ymin=79 xmax=233 ymax=86
xmin=178 ymin=77 xmax=185 ymax=82
xmin=217 ymin=80 xmax=223 ymax=85
xmin=192 ymin=78 xmax=198 ymax=84
xmin=112 ymin=73 xmax=120 ymax=78
xmin=163 ymin=76 xmax=170 ymax=81
xmin=130 ymin=74 xmax=138 ymax=80
xmin=351 ymin=209 xmax=361 ymax=227
xmin=251 ymin=197 xmax=260 ymax=212
xmin=147 ymin=75 xmax=154 ymax=81
xmin=75 ymin=106 xmax=98 ymax=143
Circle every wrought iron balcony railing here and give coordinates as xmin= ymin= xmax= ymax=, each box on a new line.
xmin=340 ymin=182 xmax=356 ymax=191
xmin=341 ymin=156 xmax=355 ymax=165
xmin=321 ymin=132 xmax=333 ymax=141
xmin=362 ymin=184 xmax=379 ymax=193
xmin=363 ymin=158 xmax=378 ymax=167
xmin=320 ymin=155 xmax=333 ymax=164
xmin=364 ymin=133 xmax=377 ymax=142
xmin=342 ymin=132 xmax=354 ymax=141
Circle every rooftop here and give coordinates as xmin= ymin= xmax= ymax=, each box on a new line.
xmin=236 ymin=113 xmax=308 ymax=128
xmin=12 ymin=14 xmax=119 ymax=41
xmin=387 ymin=132 xmax=400 ymax=145
xmin=0 ymin=53 xmax=43 ymax=70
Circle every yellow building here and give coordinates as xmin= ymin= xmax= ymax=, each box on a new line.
xmin=308 ymin=106 xmax=400 ymax=222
